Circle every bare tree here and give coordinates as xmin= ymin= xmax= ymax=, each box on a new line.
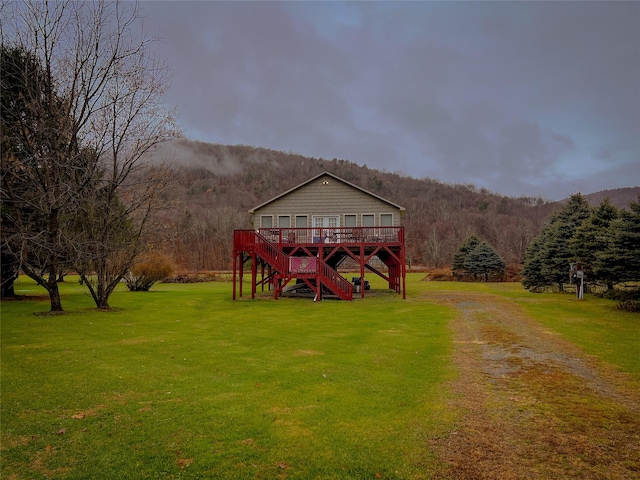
xmin=1 ymin=43 xmax=86 ymax=311
xmin=424 ymin=225 xmax=445 ymax=268
xmin=2 ymin=1 xmax=178 ymax=310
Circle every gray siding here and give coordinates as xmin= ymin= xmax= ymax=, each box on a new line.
xmin=252 ymin=175 xmax=402 ymax=228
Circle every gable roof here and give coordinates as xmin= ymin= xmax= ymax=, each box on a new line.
xmin=249 ymin=171 xmax=405 ymax=213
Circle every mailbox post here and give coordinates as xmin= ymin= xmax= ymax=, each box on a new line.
xmin=570 ymin=262 xmax=585 ymax=300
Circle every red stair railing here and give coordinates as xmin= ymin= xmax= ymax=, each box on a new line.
xmin=317 ymin=261 xmax=353 ymax=300
xmin=247 ymin=231 xmax=352 ymax=300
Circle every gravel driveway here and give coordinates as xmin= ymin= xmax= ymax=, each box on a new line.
xmin=429 ymin=291 xmax=640 ymax=479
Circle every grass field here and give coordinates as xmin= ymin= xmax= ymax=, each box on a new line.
xmin=1 ymin=275 xmax=456 ymax=479
xmin=1 ymin=274 xmax=638 ymax=479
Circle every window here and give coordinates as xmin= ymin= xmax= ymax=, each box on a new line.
xmin=260 ymin=215 xmax=273 ymax=228
xmin=362 ymin=214 xmax=374 ymax=227
xmin=278 ymin=215 xmax=290 ymax=228
xmin=295 ymin=215 xmax=307 ymax=228
xmin=313 ymin=216 xmax=340 ymax=243
xmin=313 ymin=216 xmax=340 ymax=228
xmin=380 ymin=213 xmax=393 ymax=226
xmin=345 ymin=215 xmax=357 ymax=227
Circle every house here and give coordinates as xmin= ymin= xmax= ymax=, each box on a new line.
xmin=232 ymin=171 xmax=406 ymax=300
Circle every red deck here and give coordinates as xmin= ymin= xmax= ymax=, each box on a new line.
xmin=233 ymin=227 xmax=406 ymax=301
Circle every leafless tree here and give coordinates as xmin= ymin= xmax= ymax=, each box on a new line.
xmin=1 ymin=1 xmax=178 ymax=310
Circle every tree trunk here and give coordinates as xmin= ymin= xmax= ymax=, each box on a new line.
xmin=1 ymin=252 xmax=20 ymax=298
xmin=46 ymin=262 xmax=64 ymax=312
xmin=2 ymin=282 xmax=16 ymax=298
xmin=21 ymin=263 xmax=64 ymax=312
xmin=95 ymin=277 xmax=110 ymax=309
xmin=48 ymin=280 xmax=63 ymax=312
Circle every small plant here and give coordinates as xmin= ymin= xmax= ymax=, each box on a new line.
xmin=123 ymin=252 xmax=175 ymax=291
xmin=596 ymin=286 xmax=640 ymax=312
xmin=618 ymin=299 xmax=640 ymax=312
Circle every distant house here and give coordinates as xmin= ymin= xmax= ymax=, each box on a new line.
xmin=250 ymin=171 xmax=404 ymax=232
xmin=233 ymin=172 xmax=406 ymax=301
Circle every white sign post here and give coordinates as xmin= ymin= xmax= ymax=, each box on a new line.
xmin=570 ymin=263 xmax=585 ymax=300
xmin=576 ymin=270 xmax=584 ymax=300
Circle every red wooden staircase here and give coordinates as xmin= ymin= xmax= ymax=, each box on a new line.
xmin=235 ymin=230 xmax=352 ymax=300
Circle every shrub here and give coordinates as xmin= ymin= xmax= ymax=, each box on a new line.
xmin=422 ymin=268 xmax=455 ymax=281
xmin=595 ymin=286 xmax=640 ymax=312
xmin=123 ymin=253 xmax=175 ymax=291
xmin=163 ymin=271 xmax=230 ymax=283
xmin=618 ymin=299 xmax=640 ymax=312
xmin=504 ymin=264 xmax=522 ymax=282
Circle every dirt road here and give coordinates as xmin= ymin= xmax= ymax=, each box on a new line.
xmin=429 ymin=291 xmax=640 ymax=479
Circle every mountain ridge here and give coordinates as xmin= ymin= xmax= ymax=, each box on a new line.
xmin=152 ymin=140 xmax=638 ymax=271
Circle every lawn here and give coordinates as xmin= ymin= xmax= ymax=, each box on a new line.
xmin=2 ymin=275 xmax=638 ymax=479
xmin=1 ymin=275 xmax=455 ymax=479
xmin=419 ymin=281 xmax=640 ymax=379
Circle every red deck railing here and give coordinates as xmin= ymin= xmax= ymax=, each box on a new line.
xmin=235 ymin=230 xmax=353 ymax=300
xmin=255 ymin=226 xmax=404 ymax=245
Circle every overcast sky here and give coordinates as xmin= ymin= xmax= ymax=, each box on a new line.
xmin=142 ymin=1 xmax=639 ymax=200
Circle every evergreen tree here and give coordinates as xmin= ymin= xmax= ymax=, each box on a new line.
xmin=521 ymin=231 xmax=547 ymax=290
xmin=596 ymin=195 xmax=640 ymax=284
xmin=452 ymin=235 xmax=480 ymax=278
xmin=463 ymin=242 xmax=506 ymax=281
xmin=522 ymin=193 xmax=591 ymax=291
xmin=571 ymin=198 xmax=619 ymax=289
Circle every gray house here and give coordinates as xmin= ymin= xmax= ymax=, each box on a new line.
xmin=250 ymin=171 xmax=405 ymax=232
xmin=233 ymin=171 xmax=407 ymax=300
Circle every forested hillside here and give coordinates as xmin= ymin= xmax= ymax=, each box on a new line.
xmin=151 ymin=141 xmax=638 ymax=272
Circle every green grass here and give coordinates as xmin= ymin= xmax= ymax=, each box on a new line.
xmin=2 ymin=275 xmax=638 ymax=479
xmin=421 ymin=280 xmax=640 ymax=379
xmin=1 ymin=276 xmax=455 ymax=479
xmin=508 ymin=288 xmax=640 ymax=378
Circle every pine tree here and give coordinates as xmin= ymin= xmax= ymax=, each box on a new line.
xmin=521 ymin=193 xmax=591 ymax=291
xmin=463 ymin=242 xmax=506 ymax=281
xmin=452 ymin=235 xmax=480 ymax=279
xmin=571 ymin=198 xmax=619 ymax=289
xmin=521 ymin=231 xmax=548 ymax=290
xmin=596 ymin=195 xmax=640 ymax=285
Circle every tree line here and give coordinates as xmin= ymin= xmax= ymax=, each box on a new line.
xmin=148 ymin=141 xmax=565 ymax=272
xmin=521 ymin=193 xmax=640 ymax=298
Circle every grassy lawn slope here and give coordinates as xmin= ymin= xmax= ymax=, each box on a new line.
xmin=1 ymin=276 xmax=454 ymax=479
xmin=3 ymin=276 xmax=638 ymax=479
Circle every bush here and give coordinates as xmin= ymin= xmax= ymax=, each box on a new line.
xmin=504 ymin=264 xmax=522 ymax=282
xmin=618 ymin=299 xmax=640 ymax=312
xmin=422 ymin=268 xmax=455 ymax=281
xmin=163 ymin=271 xmax=232 ymax=283
xmin=595 ymin=286 xmax=640 ymax=312
xmin=123 ymin=253 xmax=175 ymax=291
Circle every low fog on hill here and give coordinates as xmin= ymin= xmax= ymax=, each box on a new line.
xmin=149 ymin=140 xmax=639 ymax=272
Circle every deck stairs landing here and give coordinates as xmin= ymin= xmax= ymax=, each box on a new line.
xmin=247 ymin=231 xmax=353 ymax=300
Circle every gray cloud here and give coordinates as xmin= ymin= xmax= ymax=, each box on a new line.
xmin=142 ymin=1 xmax=639 ymax=200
